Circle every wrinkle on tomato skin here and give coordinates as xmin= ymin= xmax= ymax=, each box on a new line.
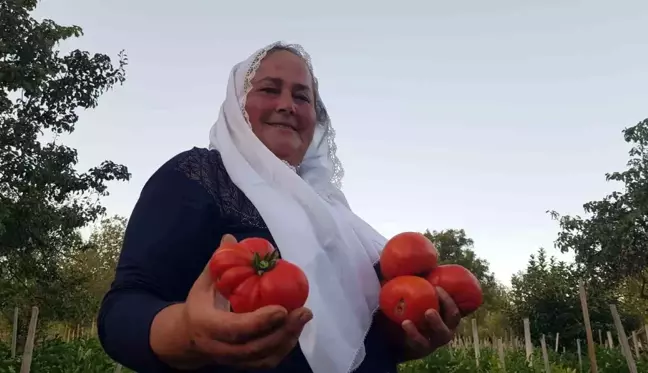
xmin=210 ymin=252 xmax=250 ymax=275
xmin=216 ymin=266 xmax=256 ymax=298
xmin=239 ymin=237 xmax=275 ymax=256
xmin=258 ymin=261 xmax=309 ymax=313
xmin=209 ymin=248 xmax=252 ymax=275
xmin=230 ymin=276 xmax=263 ymax=313
xmin=209 ymin=243 xmax=256 ymax=296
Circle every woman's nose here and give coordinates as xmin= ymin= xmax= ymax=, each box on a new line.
xmin=276 ymin=91 xmax=296 ymax=114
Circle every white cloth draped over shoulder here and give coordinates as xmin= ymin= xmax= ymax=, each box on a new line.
xmin=208 ymin=41 xmax=387 ymax=373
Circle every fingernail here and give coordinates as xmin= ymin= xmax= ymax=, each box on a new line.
xmin=300 ymin=310 xmax=313 ymax=323
xmin=425 ymin=309 xmax=437 ymax=319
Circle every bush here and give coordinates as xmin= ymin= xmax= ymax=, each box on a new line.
xmin=0 ymin=338 xmax=132 ymax=373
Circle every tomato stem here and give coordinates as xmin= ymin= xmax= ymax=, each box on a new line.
xmin=395 ymin=298 xmax=406 ymax=317
xmin=252 ymin=250 xmax=279 ymax=275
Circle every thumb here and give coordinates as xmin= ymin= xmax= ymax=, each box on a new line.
xmin=194 ymin=234 xmax=238 ymax=291
xmin=221 ymin=234 xmax=237 ymax=245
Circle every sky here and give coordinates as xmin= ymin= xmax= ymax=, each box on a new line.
xmin=31 ymin=0 xmax=648 ymax=285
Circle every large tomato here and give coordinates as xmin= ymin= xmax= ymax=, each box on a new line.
xmin=238 ymin=237 xmax=275 ymax=256
xmin=379 ymin=232 xmax=439 ymax=280
xmin=208 ymin=238 xmax=309 ymax=313
xmin=379 ymin=275 xmax=439 ymax=330
xmin=426 ymin=264 xmax=483 ymax=316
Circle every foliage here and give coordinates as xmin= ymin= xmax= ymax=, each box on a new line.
xmin=398 ymin=345 xmax=648 ymax=373
xmin=550 ymin=119 xmax=648 ymax=295
xmin=60 ymin=215 xmax=127 ymax=324
xmin=617 ymin=274 xmax=648 ymax=317
xmin=423 ymin=229 xmax=501 ymax=301
xmin=1 ymin=337 xmax=644 ymax=373
xmin=424 ymin=229 xmax=494 ymax=286
xmin=507 ymin=248 xmax=642 ymax=350
xmin=0 ymin=337 xmax=133 ymax=373
xmin=424 ymin=229 xmax=510 ymax=336
xmin=0 ymin=0 xmax=129 ymax=328
xmin=0 ymin=217 xmax=126 ymax=356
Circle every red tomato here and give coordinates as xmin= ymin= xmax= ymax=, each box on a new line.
xmin=379 ymin=232 xmax=439 ymax=280
xmin=239 ymin=237 xmax=274 ymax=256
xmin=208 ymin=238 xmax=309 ymax=313
xmin=379 ymin=275 xmax=439 ymax=330
xmin=426 ymin=264 xmax=483 ymax=316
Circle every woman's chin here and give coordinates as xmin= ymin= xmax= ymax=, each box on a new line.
xmin=267 ymin=141 xmax=304 ymax=166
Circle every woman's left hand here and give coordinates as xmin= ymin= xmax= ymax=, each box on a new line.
xmin=398 ymin=287 xmax=462 ymax=360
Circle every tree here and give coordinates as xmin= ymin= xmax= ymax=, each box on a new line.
xmin=423 ymin=229 xmax=510 ymax=336
xmin=550 ymin=118 xmax=648 ymax=296
xmin=424 ymin=229 xmax=500 ymax=302
xmin=0 ymin=0 xmax=129 ymax=322
xmin=507 ymin=248 xmax=641 ymax=350
xmin=25 ymin=215 xmax=129 ymax=329
xmin=64 ymin=215 xmax=127 ymax=318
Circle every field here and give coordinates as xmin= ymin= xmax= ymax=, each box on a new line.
xmin=1 ymin=335 xmax=647 ymax=373
xmin=0 ymin=316 xmax=648 ymax=373
xmin=400 ymin=345 xmax=648 ymax=372
xmin=0 ymin=338 xmax=132 ymax=373
xmin=3 ymin=4 xmax=648 ymax=371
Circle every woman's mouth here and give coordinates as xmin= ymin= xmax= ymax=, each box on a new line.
xmin=266 ymin=122 xmax=297 ymax=132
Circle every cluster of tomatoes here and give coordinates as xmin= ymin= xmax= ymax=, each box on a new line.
xmin=378 ymin=232 xmax=483 ymax=329
xmin=207 ymin=233 xmax=483 ymax=329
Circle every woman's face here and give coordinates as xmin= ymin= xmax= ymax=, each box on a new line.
xmin=245 ymin=50 xmax=317 ymax=166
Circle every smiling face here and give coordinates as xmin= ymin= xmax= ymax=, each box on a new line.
xmin=245 ymin=49 xmax=317 ymax=166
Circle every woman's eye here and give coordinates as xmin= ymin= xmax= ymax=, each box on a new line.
xmin=295 ymin=94 xmax=310 ymax=103
xmin=260 ymin=87 xmax=310 ymax=103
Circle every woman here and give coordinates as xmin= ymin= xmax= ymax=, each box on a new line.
xmin=98 ymin=42 xmax=461 ymax=373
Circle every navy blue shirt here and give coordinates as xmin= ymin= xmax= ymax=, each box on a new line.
xmin=97 ymin=148 xmax=398 ymax=373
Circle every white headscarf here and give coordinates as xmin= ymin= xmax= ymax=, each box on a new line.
xmin=208 ymin=41 xmax=387 ymax=373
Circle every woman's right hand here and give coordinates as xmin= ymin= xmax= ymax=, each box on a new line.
xmin=151 ymin=234 xmax=313 ymax=371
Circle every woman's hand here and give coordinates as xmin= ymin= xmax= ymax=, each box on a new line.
xmin=401 ymin=287 xmax=461 ymax=360
xmin=151 ymin=234 xmax=312 ymax=370
xmin=386 ymin=287 xmax=462 ymax=362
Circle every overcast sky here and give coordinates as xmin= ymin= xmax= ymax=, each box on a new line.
xmin=32 ymin=0 xmax=648 ymax=285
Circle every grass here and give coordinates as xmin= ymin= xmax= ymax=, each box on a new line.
xmin=1 ymin=337 xmax=646 ymax=372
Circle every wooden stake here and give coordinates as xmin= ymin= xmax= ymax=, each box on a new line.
xmin=618 ymin=333 xmax=625 ymax=357
xmin=576 ymin=339 xmax=583 ymax=373
xmin=579 ymin=281 xmax=598 ymax=373
xmin=497 ymin=338 xmax=506 ymax=372
xmin=540 ymin=334 xmax=552 ymax=373
xmin=524 ymin=318 xmax=533 ymax=364
xmin=471 ymin=318 xmax=480 ymax=367
xmin=610 ymin=304 xmax=638 ymax=373
xmin=19 ymin=306 xmax=39 ymax=373
xmin=11 ymin=307 xmax=18 ymax=358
